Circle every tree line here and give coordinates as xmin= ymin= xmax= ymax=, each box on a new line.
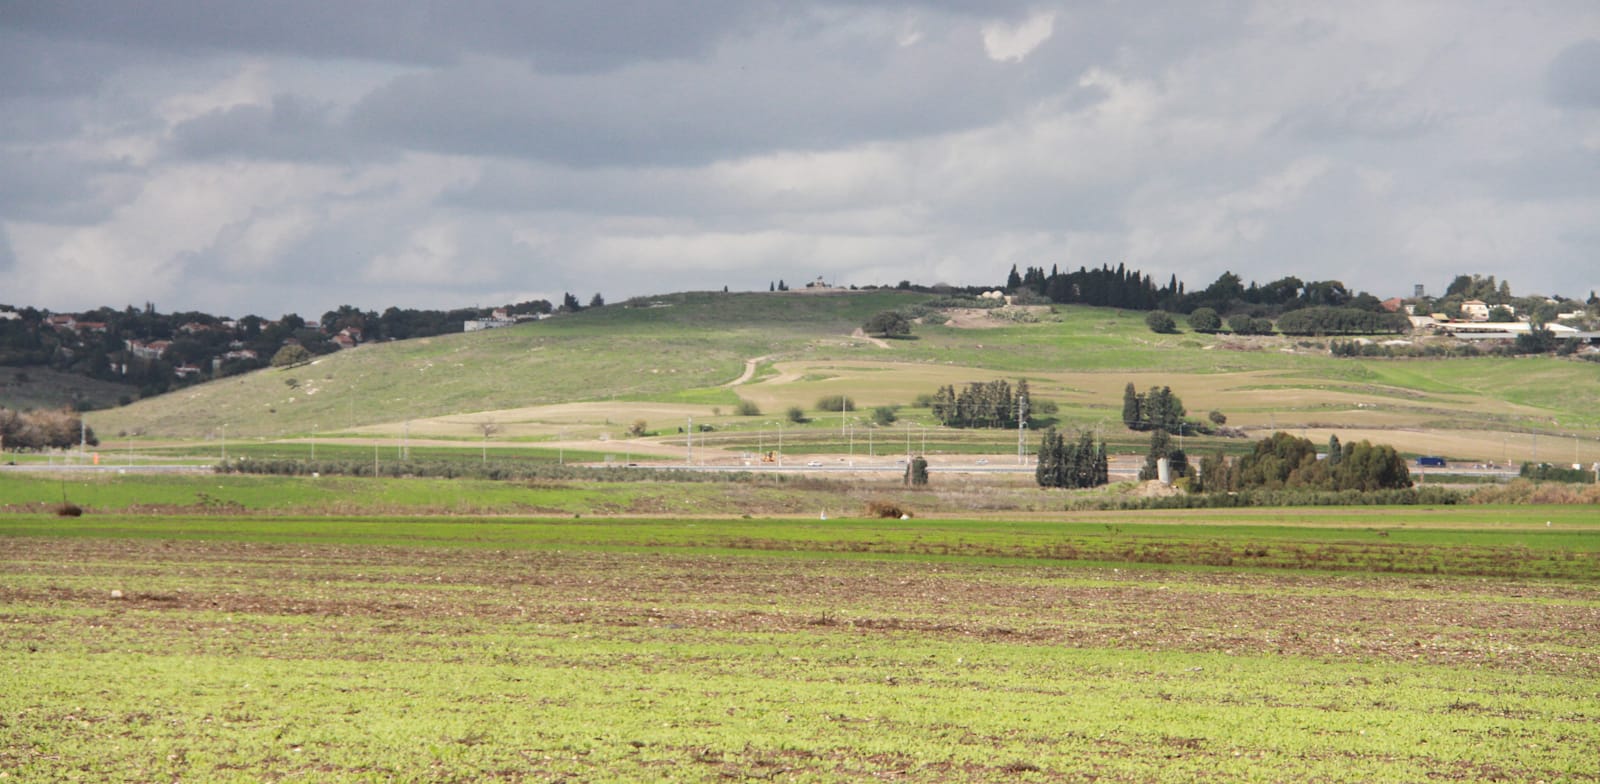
xmin=1121 ymin=383 xmax=1192 ymax=434
xmin=1035 ymin=428 xmax=1109 ymax=489
xmin=927 ymin=379 xmax=1056 ymax=429
xmin=1191 ymin=433 xmax=1411 ymax=493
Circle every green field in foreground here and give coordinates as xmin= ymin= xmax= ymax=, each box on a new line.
xmin=3 ymin=513 xmax=1598 ymax=782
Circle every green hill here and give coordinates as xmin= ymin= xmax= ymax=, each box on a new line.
xmin=84 ymin=290 xmax=1600 ymax=464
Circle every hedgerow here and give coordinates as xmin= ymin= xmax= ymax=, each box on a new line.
xmin=1065 ymin=486 xmax=1464 ymax=511
xmin=215 ymin=459 xmax=771 ymax=483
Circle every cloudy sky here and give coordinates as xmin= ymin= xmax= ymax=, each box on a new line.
xmin=3 ymin=1 xmax=1597 ymax=317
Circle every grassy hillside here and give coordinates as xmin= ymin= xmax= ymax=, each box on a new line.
xmin=83 ymin=290 xmax=1600 ymax=463
xmin=0 ymin=366 xmax=134 ymax=412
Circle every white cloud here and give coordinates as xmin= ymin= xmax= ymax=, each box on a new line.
xmin=981 ymin=11 xmax=1056 ymax=63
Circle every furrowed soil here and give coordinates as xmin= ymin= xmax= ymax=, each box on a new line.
xmin=3 ymin=535 xmax=1597 ymax=782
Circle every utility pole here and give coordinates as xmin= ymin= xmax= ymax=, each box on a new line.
xmin=1017 ymin=392 xmax=1027 ymax=465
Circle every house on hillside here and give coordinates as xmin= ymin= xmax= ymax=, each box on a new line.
xmin=1461 ymin=300 xmax=1490 ymax=321
xmin=463 ymin=314 xmax=517 ymax=332
xmin=46 ymin=314 xmax=77 ymax=330
xmin=125 ymin=339 xmax=171 ymax=360
xmin=174 ymin=364 xmax=203 ymax=379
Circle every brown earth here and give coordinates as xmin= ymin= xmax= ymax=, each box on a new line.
xmin=5 ymin=537 xmax=1595 ymax=677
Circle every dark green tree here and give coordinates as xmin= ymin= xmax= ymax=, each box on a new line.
xmin=1145 ymin=311 xmax=1177 ymax=334
xmin=1328 ymin=441 xmax=1411 ymax=490
xmin=1195 ymin=450 xmax=1231 ymax=492
xmin=1138 ymin=429 xmax=1173 ymax=480
xmin=1034 ymin=428 xmax=1107 ymax=489
xmin=1035 ymin=427 xmax=1064 ymax=488
xmin=270 ymin=344 xmax=312 ymax=368
xmin=863 ymin=311 xmax=912 ymax=338
xmin=1122 ymin=383 xmax=1141 ymax=429
xmin=905 ymin=456 xmax=929 ymax=486
xmin=1187 ymin=307 xmax=1222 ymax=333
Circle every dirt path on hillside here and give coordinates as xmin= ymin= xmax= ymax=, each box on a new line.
xmin=850 ymin=328 xmax=891 ymax=348
xmin=723 ymin=355 xmax=771 ymax=387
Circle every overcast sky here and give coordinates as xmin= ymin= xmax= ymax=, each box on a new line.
xmin=3 ymin=1 xmax=1597 ymax=317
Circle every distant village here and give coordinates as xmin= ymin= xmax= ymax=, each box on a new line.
xmin=0 ymin=298 xmax=561 ymax=401
xmin=2 ymin=271 xmax=1597 ymax=407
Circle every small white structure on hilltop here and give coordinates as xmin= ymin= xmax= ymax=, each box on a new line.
xmin=464 ymin=310 xmax=517 ymax=332
xmin=1440 ymin=321 xmax=1579 ymax=339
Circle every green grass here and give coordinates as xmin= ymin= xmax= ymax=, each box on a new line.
xmin=0 ymin=365 xmax=134 ymax=410
xmin=6 ymin=507 xmax=1598 ymax=579
xmin=79 ymin=292 xmax=1600 ymax=469
xmin=3 ymin=516 xmax=1597 ymax=782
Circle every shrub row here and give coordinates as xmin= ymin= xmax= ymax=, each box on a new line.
xmin=1065 ymin=486 xmax=1464 ymax=511
xmin=215 ymin=459 xmax=770 ymax=483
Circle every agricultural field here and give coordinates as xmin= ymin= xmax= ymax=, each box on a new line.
xmin=3 ymin=510 xmax=1598 ymax=782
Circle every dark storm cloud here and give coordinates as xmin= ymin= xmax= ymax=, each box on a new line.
xmin=0 ymin=148 xmax=137 ymax=224
xmin=5 ymin=0 xmax=782 ymax=70
xmin=166 ymin=94 xmax=369 ymax=163
xmin=349 ymin=31 xmax=1015 ymax=167
xmin=0 ymin=226 xmax=16 ymax=276
xmin=1546 ymin=39 xmax=1600 ymax=108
